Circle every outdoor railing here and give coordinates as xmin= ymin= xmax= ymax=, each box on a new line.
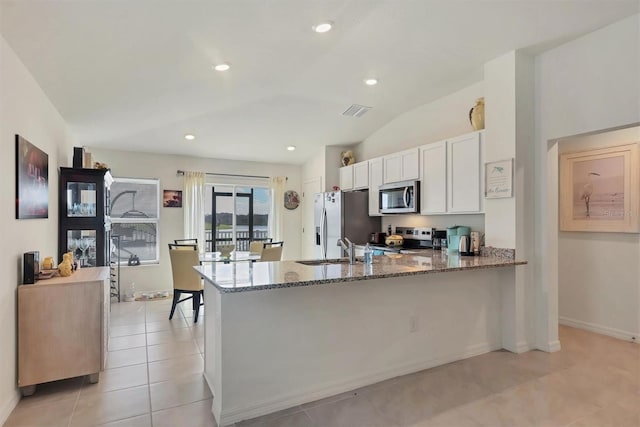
xmin=205 ymin=229 xmax=270 ymax=252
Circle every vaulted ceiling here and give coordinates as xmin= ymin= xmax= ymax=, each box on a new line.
xmin=1 ymin=0 xmax=638 ymax=164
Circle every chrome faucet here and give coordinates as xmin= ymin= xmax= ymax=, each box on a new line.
xmin=338 ymin=238 xmax=356 ymax=264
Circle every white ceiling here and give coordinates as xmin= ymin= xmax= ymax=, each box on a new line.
xmin=1 ymin=1 xmax=638 ymax=165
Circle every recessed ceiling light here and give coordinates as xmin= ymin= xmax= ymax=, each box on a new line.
xmin=364 ymin=78 xmax=378 ymax=86
xmin=286 ymin=145 xmax=296 ymax=151
xmin=312 ymin=21 xmax=333 ymax=33
xmin=214 ymin=63 xmax=231 ymax=71
xmin=184 ymin=134 xmax=196 ymax=141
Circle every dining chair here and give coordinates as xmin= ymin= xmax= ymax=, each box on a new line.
xmin=263 ymin=241 xmax=283 ymax=248
xmin=249 ymin=238 xmax=273 ymax=254
xmin=249 ymin=241 xmax=263 ymax=254
xmin=167 ymin=243 xmax=203 ymax=322
xmin=260 ymin=244 xmax=283 ymax=261
xmin=175 ymin=238 xmax=198 ymax=245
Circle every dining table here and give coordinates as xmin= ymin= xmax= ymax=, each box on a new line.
xmin=199 ymin=251 xmax=261 ymax=264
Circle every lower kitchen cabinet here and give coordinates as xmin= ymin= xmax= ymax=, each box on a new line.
xmin=18 ymin=267 xmax=110 ymax=396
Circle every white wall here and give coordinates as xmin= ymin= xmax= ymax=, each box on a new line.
xmin=354 ymin=82 xmax=484 ymax=161
xmin=0 ymin=35 xmax=75 ymax=424
xmin=535 ymin=14 xmax=640 ymax=347
xmin=557 ymin=126 xmax=640 ymax=339
xmin=88 ymin=148 xmax=302 ymax=292
xmin=301 ymin=147 xmax=325 ymax=190
xmin=483 ymin=51 xmax=536 ymax=353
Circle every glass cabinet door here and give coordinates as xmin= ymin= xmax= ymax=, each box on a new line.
xmin=66 ymin=182 xmax=97 ymax=217
xmin=66 ymin=230 xmax=97 ymax=267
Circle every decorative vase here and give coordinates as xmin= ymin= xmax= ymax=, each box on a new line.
xmin=59 ymin=253 xmax=73 ymax=277
xmin=469 ymin=97 xmax=485 ymax=130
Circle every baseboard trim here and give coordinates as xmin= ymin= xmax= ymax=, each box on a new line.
xmin=559 ymin=317 xmax=639 ymax=343
xmin=542 ymin=340 xmax=562 ymax=353
xmin=219 ymin=342 xmax=500 ymax=426
xmin=515 ymin=341 xmax=531 ymax=353
xmin=0 ymin=390 xmax=20 ymax=426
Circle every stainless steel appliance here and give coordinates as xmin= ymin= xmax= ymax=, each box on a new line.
xmin=314 ymin=191 xmax=381 ymax=259
xmin=379 ymin=180 xmax=419 ymax=214
xmin=369 ymin=227 xmax=445 ymax=253
xmin=396 ymin=226 xmax=434 ymax=250
xmin=458 ymin=235 xmax=471 ymax=255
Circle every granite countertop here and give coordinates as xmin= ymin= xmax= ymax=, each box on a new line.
xmin=194 ymin=252 xmax=527 ymax=294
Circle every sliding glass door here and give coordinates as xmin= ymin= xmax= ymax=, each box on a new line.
xmin=204 ymin=185 xmax=271 ymax=252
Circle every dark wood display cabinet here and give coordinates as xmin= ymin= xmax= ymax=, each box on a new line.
xmin=58 ymin=167 xmax=113 ymax=268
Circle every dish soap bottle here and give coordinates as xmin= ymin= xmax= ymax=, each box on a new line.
xmin=364 ymin=243 xmax=373 ymax=265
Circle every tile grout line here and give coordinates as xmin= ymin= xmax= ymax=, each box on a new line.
xmin=66 ymin=376 xmax=84 ymax=427
xmin=145 ymin=301 xmax=154 ymax=427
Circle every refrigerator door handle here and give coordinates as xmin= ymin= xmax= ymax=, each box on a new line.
xmin=322 ymin=208 xmax=328 ymax=259
xmin=319 ymin=207 xmax=325 ymax=258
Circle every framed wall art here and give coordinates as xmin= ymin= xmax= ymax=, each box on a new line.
xmin=15 ymin=135 xmax=49 ymax=219
xmin=163 ymin=190 xmax=182 ymax=208
xmin=485 ymin=158 xmax=513 ymax=199
xmin=560 ymin=143 xmax=639 ymax=233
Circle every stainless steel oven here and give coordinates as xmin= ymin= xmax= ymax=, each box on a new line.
xmin=379 ymin=180 xmax=419 ymax=214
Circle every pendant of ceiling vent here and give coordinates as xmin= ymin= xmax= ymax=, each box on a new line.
xmin=342 ymin=104 xmax=371 ymax=118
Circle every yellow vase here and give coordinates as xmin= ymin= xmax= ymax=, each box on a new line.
xmin=469 ymin=97 xmax=485 ymax=130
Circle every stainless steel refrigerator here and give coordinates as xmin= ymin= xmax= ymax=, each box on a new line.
xmin=314 ymin=191 xmax=381 ymax=259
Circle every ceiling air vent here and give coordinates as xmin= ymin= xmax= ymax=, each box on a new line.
xmin=342 ymin=104 xmax=371 ymax=118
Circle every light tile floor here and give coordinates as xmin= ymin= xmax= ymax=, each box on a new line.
xmin=5 ymin=299 xmax=639 ymax=427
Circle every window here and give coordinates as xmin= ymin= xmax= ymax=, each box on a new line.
xmin=111 ymin=178 xmax=160 ymax=265
xmin=205 ymin=185 xmax=271 ymax=252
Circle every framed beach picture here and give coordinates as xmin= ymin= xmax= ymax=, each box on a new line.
xmin=15 ymin=135 xmax=49 ymax=219
xmin=560 ymin=143 xmax=639 ymax=233
xmin=163 ymin=190 xmax=182 ymax=208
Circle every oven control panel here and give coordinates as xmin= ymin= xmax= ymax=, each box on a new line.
xmin=395 ymin=227 xmax=433 ymax=241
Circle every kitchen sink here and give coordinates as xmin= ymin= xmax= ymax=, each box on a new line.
xmin=296 ymin=258 xmax=357 ymax=266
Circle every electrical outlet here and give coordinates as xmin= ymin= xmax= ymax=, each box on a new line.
xmin=409 ymin=315 xmax=418 ymax=333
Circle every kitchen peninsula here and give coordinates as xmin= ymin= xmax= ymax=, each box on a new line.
xmin=195 ymin=253 xmax=526 ymax=426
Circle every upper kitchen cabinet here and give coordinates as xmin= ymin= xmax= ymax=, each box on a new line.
xmin=447 ymin=132 xmax=483 ymax=213
xmin=368 ymin=157 xmax=383 ymax=216
xmin=340 ymin=161 xmax=369 ymax=191
xmin=420 ymin=141 xmax=447 ymax=214
xmin=383 ymin=148 xmax=419 ymax=184
xmin=419 ymin=131 xmax=484 ymax=215
xmin=339 ymin=165 xmax=353 ymax=191
xmin=353 ymin=161 xmax=369 ymax=190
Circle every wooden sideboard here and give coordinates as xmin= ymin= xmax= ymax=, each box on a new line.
xmin=18 ymin=267 xmax=110 ymax=396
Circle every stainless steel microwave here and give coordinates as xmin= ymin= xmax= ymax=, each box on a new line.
xmin=379 ymin=180 xmax=419 ymax=214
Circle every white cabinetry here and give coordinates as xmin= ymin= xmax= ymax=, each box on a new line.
xmin=368 ymin=157 xmax=383 ymax=216
xmin=339 ymin=165 xmax=353 ymax=191
xmin=383 ymin=148 xmax=419 ymax=184
xmin=447 ymin=132 xmax=482 ymax=213
xmin=340 ymin=162 xmax=369 ymax=191
xmin=353 ymin=162 xmax=369 ymax=190
xmin=419 ymin=131 xmax=483 ymax=215
xmin=420 ymin=141 xmax=447 ymax=214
